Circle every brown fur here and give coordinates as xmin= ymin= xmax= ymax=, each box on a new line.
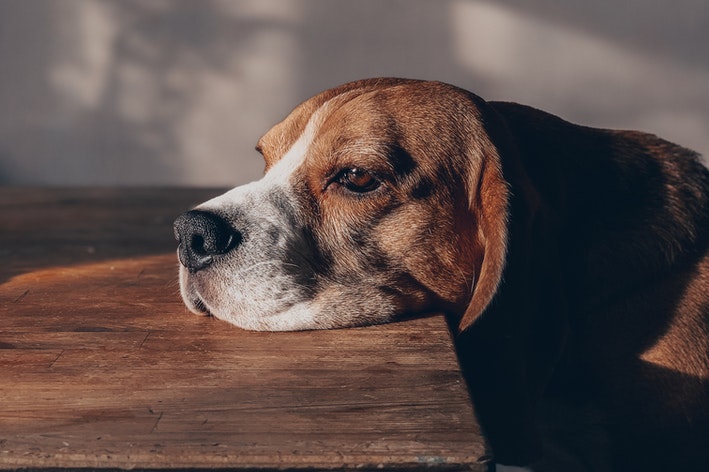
xmin=253 ymin=78 xmax=709 ymax=470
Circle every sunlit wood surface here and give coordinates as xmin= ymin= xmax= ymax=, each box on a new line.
xmin=0 ymin=188 xmax=486 ymax=471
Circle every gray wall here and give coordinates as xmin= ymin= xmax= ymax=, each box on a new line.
xmin=1 ymin=0 xmax=707 ymax=186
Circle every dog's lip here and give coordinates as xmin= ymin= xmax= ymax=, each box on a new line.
xmin=191 ymin=295 xmax=213 ymax=316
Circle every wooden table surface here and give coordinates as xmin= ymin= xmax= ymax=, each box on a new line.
xmin=0 ymin=188 xmax=487 ymax=471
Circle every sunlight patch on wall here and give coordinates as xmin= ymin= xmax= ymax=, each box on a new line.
xmin=449 ymin=0 xmax=709 ymax=160
xmin=33 ymin=0 xmax=306 ymax=186
xmin=48 ymin=0 xmax=117 ymax=112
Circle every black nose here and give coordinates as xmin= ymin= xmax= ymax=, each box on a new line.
xmin=173 ymin=210 xmax=241 ymax=272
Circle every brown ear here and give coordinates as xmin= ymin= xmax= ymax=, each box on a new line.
xmin=458 ymin=142 xmax=511 ymax=333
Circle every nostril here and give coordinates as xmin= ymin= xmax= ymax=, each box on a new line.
xmin=190 ymin=234 xmax=207 ymax=256
xmin=195 ymin=228 xmax=239 ymax=256
xmin=173 ymin=210 xmax=241 ymax=272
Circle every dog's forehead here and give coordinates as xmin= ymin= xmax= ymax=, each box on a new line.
xmin=256 ymin=79 xmax=452 ymax=169
xmin=257 ymin=92 xmax=369 ymax=167
xmin=256 ymin=98 xmax=321 ymax=168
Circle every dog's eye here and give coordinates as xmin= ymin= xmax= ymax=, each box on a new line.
xmin=337 ymin=168 xmax=380 ymax=193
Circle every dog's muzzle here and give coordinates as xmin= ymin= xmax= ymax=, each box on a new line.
xmin=173 ymin=210 xmax=241 ymax=273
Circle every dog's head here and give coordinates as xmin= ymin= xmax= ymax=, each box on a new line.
xmin=174 ymin=79 xmax=510 ymax=332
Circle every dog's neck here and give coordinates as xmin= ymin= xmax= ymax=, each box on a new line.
xmin=491 ymin=101 xmax=709 ymax=309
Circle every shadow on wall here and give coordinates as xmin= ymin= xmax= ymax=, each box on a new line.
xmin=0 ymin=0 xmax=284 ymax=185
xmin=0 ymin=0 xmax=707 ymax=186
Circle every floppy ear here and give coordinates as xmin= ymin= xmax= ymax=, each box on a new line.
xmin=458 ymin=134 xmax=511 ymax=333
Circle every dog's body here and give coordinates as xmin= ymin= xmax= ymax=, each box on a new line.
xmin=174 ymin=79 xmax=709 ymax=471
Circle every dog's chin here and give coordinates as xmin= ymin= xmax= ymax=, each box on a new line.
xmin=178 ymin=268 xmax=400 ymax=332
xmin=180 ymin=289 xmax=326 ymax=332
xmin=182 ymin=288 xmax=398 ymax=332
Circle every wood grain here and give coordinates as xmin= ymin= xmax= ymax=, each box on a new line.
xmin=0 ymin=188 xmax=486 ymax=471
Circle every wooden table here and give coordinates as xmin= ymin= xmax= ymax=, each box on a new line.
xmin=0 ymin=188 xmax=487 ymax=471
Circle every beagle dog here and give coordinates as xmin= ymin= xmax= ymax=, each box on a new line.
xmin=174 ymin=79 xmax=709 ymax=471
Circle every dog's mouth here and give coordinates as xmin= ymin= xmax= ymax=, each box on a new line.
xmin=190 ymin=295 xmax=213 ymax=317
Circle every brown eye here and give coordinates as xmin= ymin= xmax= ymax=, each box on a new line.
xmin=338 ymin=168 xmax=380 ymax=193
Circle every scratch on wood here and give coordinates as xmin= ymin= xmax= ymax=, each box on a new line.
xmin=138 ymin=332 xmax=151 ymax=349
xmin=49 ymin=350 xmax=65 ymax=368
xmin=13 ymin=289 xmax=29 ymax=303
xmin=150 ymin=411 xmax=164 ymax=433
